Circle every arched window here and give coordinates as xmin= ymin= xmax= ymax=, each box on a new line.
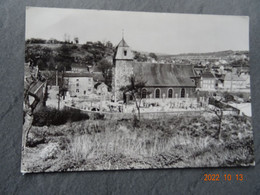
xmin=141 ymin=89 xmax=147 ymax=99
xmin=181 ymin=88 xmax=185 ymax=98
xmin=155 ymin=88 xmax=160 ymax=98
xmin=168 ymin=89 xmax=173 ymax=98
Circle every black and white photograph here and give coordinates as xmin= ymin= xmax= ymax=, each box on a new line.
xmin=22 ymin=7 xmax=254 ymax=173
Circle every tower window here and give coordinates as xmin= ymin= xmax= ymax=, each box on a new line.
xmin=124 ymin=50 xmax=127 ymax=56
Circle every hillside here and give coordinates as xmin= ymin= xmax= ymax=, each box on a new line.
xmin=25 ymin=41 xmax=115 ymax=72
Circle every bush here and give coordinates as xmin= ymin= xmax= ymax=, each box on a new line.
xmin=33 ymin=107 xmax=89 ymax=126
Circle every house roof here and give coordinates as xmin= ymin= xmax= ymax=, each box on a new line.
xmin=224 ymin=73 xmax=245 ymax=81
xmin=132 ymin=63 xmax=196 ymax=87
xmin=201 ymin=71 xmax=215 ymax=78
xmin=63 ymin=72 xmax=93 ymax=78
xmin=92 ymin=72 xmax=105 ymax=82
xmin=29 ymin=81 xmax=45 ymax=94
xmin=71 ymin=64 xmax=89 ymax=69
xmin=94 ymin=82 xmax=107 ymax=89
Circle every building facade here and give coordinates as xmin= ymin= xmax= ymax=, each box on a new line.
xmin=113 ymin=38 xmax=197 ymax=101
xmin=200 ymin=71 xmax=216 ymax=91
xmin=63 ymin=73 xmax=93 ymax=97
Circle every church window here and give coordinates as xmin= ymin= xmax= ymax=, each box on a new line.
xmin=168 ymin=89 xmax=173 ymax=98
xmin=142 ymin=89 xmax=147 ymax=99
xmin=181 ymin=88 xmax=185 ymax=98
xmin=155 ymin=88 xmax=160 ymax=98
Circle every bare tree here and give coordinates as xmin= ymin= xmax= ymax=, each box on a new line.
xmin=212 ymin=107 xmax=223 ymax=140
xmin=208 ymin=97 xmax=224 ymax=140
xmin=120 ymin=75 xmax=148 ymax=121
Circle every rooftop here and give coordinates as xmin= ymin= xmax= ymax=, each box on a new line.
xmin=132 ymin=63 xmax=196 ymax=87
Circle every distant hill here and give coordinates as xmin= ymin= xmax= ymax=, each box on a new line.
xmin=158 ymin=50 xmax=249 ymax=59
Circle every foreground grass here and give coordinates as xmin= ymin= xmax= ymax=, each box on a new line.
xmin=21 ymin=114 xmax=254 ymax=173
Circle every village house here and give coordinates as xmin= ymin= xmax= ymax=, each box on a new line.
xmin=223 ymin=72 xmax=247 ymax=91
xmin=199 ymin=71 xmax=216 ymax=91
xmin=70 ymin=64 xmax=89 ymax=73
xmin=95 ymin=82 xmax=108 ymax=95
xmin=113 ymin=38 xmax=197 ymax=102
xmin=63 ymin=72 xmax=94 ymax=97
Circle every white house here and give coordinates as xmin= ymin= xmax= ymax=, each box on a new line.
xmin=224 ymin=72 xmax=247 ymax=91
xmin=95 ymin=82 xmax=108 ymax=95
xmin=63 ymin=72 xmax=94 ymax=97
xmin=200 ymin=71 xmax=216 ymax=91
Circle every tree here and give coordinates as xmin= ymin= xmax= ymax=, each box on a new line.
xmin=208 ymin=97 xmax=224 ymax=140
xmin=96 ymin=59 xmax=113 ymax=87
xmin=149 ymin=52 xmax=158 ymax=61
xmin=133 ymin=51 xmax=148 ymax=62
xmin=120 ymin=75 xmax=148 ymax=121
xmin=212 ymin=107 xmax=223 ymax=140
xmin=74 ymin=37 xmax=79 ymax=44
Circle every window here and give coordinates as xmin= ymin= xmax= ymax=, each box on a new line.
xmin=84 ymin=90 xmax=86 ymax=95
xmin=181 ymin=88 xmax=185 ymax=98
xmin=76 ymin=89 xmax=79 ymax=93
xmin=76 ymin=83 xmax=79 ymax=87
xmin=168 ymin=89 xmax=173 ymax=98
xmin=124 ymin=50 xmax=127 ymax=56
xmin=88 ymin=78 xmax=91 ymax=82
xmin=76 ymin=79 xmax=79 ymax=81
xmin=141 ymin=89 xmax=147 ymax=99
xmin=155 ymin=89 xmax=160 ymax=98
xmin=88 ymin=88 xmax=91 ymax=92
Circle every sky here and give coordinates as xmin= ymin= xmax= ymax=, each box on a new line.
xmin=26 ymin=7 xmax=249 ymax=55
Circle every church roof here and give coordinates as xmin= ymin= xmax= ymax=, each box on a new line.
xmin=132 ymin=63 xmax=196 ymax=87
xmin=117 ymin=38 xmax=129 ymax=47
xmin=114 ymin=38 xmax=133 ymax=60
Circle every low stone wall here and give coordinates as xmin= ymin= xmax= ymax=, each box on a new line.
xmin=64 ymin=105 xmax=203 ymax=120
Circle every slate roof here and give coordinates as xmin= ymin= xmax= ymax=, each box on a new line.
xmin=224 ymin=72 xmax=245 ymax=81
xmin=201 ymin=71 xmax=215 ymax=78
xmin=29 ymin=81 xmax=45 ymax=94
xmin=117 ymin=38 xmax=129 ymax=47
xmin=63 ymin=72 xmax=93 ymax=77
xmin=92 ymin=72 xmax=105 ymax=82
xmin=131 ymin=62 xmax=196 ymax=87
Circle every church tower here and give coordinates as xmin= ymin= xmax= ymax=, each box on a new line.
xmin=114 ymin=38 xmax=134 ymax=61
xmin=113 ymin=38 xmax=134 ymax=101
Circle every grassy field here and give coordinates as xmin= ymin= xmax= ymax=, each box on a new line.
xmin=21 ymin=114 xmax=254 ymax=173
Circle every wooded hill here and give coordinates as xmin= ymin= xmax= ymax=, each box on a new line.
xmin=25 ymin=40 xmax=115 ymax=72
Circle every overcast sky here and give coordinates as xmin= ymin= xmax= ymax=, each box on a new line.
xmin=26 ymin=7 xmax=249 ymax=55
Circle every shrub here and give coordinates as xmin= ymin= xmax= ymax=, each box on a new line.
xmin=32 ymin=107 xmax=89 ymax=126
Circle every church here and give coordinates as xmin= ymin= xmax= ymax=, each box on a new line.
xmin=112 ymin=38 xmax=197 ymax=102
